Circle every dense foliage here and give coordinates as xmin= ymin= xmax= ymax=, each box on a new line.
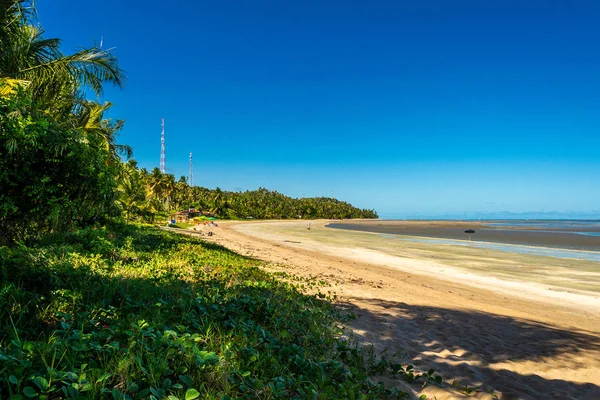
xmin=0 ymin=0 xmax=126 ymax=245
xmin=117 ymin=161 xmax=378 ymax=222
xmin=0 ymin=223 xmax=430 ymax=399
xmin=0 ymin=90 xmax=121 ymax=244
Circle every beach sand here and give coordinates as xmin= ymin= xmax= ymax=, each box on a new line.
xmin=178 ymin=220 xmax=600 ymax=399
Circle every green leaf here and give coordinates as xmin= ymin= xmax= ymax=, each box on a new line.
xmin=185 ymin=389 xmax=199 ymax=400
xmin=23 ymin=387 xmax=38 ymax=398
xmin=179 ymin=375 xmax=193 ymax=387
xmin=96 ymin=372 xmax=111 ymax=383
xmin=80 ymin=382 xmax=94 ymax=392
xmin=32 ymin=377 xmax=49 ymax=391
xmin=22 ymin=342 xmax=35 ymax=351
xmin=112 ymin=389 xmax=123 ymax=400
xmin=9 ymin=375 xmax=18 ymax=384
xmin=66 ymin=372 xmax=78 ymax=381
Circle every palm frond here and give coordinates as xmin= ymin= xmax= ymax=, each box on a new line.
xmin=17 ymin=47 xmax=125 ymax=95
xmin=0 ymin=76 xmax=29 ymax=96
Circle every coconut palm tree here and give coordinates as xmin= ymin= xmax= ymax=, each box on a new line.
xmin=147 ymin=168 xmax=166 ymax=203
xmin=0 ymin=1 xmax=124 ymax=102
xmin=145 ymin=168 xmax=177 ymax=212
xmin=162 ymin=173 xmax=176 ymax=211
xmin=117 ymin=171 xmax=144 ymax=222
xmin=0 ymin=1 xmax=126 ymax=161
xmin=73 ymin=100 xmax=132 ymax=163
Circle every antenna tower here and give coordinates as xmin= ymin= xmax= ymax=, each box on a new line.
xmin=160 ymin=118 xmax=166 ymax=173
xmin=189 ymin=152 xmax=193 ymax=186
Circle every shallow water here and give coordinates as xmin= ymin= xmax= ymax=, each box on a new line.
xmin=574 ymin=232 xmax=600 ymax=237
xmin=328 ymin=220 xmax=600 ymax=251
xmin=383 ymin=235 xmax=600 ymax=262
xmin=487 ymin=220 xmax=600 ymax=229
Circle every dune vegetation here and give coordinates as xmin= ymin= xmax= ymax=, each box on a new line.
xmin=0 ymin=223 xmax=439 ymax=399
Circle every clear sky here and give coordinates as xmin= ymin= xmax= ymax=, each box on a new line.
xmin=39 ymin=1 xmax=600 ymax=218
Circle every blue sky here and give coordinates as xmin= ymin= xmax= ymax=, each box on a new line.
xmin=39 ymin=1 xmax=600 ymax=218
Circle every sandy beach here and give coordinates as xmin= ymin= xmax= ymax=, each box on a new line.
xmin=179 ymin=220 xmax=600 ymax=400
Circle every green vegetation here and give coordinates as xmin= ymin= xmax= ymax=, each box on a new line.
xmin=0 ymin=0 xmax=125 ymax=245
xmin=169 ymin=222 xmax=194 ymax=230
xmin=118 ymin=161 xmax=378 ymax=223
xmin=0 ymin=223 xmax=438 ymax=399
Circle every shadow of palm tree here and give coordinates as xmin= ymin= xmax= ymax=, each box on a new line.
xmin=342 ymin=298 xmax=600 ymax=399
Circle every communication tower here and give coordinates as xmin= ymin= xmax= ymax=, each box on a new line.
xmin=160 ymin=118 xmax=166 ymax=173
xmin=189 ymin=152 xmax=193 ymax=186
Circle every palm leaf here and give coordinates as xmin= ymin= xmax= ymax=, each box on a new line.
xmin=17 ymin=47 xmax=125 ymax=95
xmin=0 ymin=76 xmax=29 ymax=96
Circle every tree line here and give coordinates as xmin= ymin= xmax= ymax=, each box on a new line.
xmin=0 ymin=0 xmax=376 ymax=245
xmin=118 ymin=160 xmax=378 ymax=221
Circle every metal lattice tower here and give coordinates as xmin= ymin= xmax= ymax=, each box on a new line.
xmin=189 ymin=152 xmax=193 ymax=186
xmin=160 ymin=118 xmax=166 ymax=173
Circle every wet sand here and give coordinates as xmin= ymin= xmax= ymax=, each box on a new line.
xmin=328 ymin=220 xmax=600 ymax=251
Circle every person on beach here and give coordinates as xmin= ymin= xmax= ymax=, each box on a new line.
xmin=307 ymin=222 xmax=311 ymax=230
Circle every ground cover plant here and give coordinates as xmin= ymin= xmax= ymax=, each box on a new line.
xmin=0 ymin=223 xmax=443 ymax=399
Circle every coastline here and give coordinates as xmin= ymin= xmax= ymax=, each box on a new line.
xmin=326 ymin=220 xmax=600 ymax=251
xmin=178 ymin=219 xmax=600 ymax=400
xmin=235 ymin=220 xmax=600 ymax=297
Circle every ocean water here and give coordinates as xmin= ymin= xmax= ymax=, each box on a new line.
xmin=486 ymin=219 xmax=600 ymax=229
xmin=575 ymin=232 xmax=600 ymax=237
xmin=327 ymin=219 xmax=600 ymax=256
xmin=389 ymin=236 xmax=600 ymax=262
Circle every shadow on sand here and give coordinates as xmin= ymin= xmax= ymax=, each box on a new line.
xmin=342 ymin=298 xmax=600 ymax=400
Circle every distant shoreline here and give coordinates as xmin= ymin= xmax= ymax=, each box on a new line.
xmin=326 ymin=219 xmax=600 ymax=251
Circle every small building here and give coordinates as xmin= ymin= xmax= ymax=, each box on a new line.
xmin=169 ymin=208 xmax=213 ymax=224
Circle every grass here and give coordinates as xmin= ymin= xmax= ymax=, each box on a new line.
xmin=168 ymin=222 xmax=194 ymax=229
xmin=0 ymin=222 xmax=442 ymax=399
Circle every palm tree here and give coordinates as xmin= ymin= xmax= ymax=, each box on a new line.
xmin=116 ymin=166 xmax=145 ymax=222
xmin=146 ymin=168 xmax=176 ymax=212
xmin=162 ymin=173 xmax=176 ymax=211
xmin=0 ymin=1 xmax=124 ymax=104
xmin=147 ymin=168 xmax=166 ymax=203
xmin=210 ymin=187 xmax=226 ymax=216
xmin=73 ymin=100 xmax=132 ymax=164
xmin=0 ymin=1 xmax=127 ymax=161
